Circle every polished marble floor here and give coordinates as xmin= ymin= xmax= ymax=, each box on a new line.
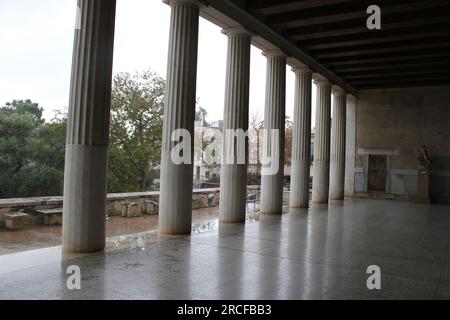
xmin=1 ymin=199 xmax=450 ymax=300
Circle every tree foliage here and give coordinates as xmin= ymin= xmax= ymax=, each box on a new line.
xmin=0 ymin=70 xmax=166 ymax=199
xmin=108 ymin=70 xmax=165 ymax=192
xmin=0 ymin=100 xmax=65 ymax=198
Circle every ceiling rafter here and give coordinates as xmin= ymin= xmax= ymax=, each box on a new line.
xmin=243 ymin=0 xmax=450 ymax=90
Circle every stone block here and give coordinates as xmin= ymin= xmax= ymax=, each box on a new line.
xmin=416 ymin=170 xmax=430 ymax=203
xmin=44 ymin=213 xmax=63 ymax=226
xmin=198 ymin=195 xmax=208 ymax=208
xmin=35 ymin=209 xmax=63 ymax=226
xmin=144 ymin=200 xmax=159 ymax=215
xmin=4 ymin=213 xmax=29 ymax=230
xmin=121 ymin=202 xmax=140 ymax=218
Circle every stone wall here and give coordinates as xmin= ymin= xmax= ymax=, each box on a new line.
xmin=352 ymin=86 xmax=450 ymax=203
xmin=0 ymin=188 xmax=222 ymax=217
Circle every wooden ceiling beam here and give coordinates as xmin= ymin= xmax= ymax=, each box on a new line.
xmin=302 ymin=29 xmax=450 ymax=51
xmin=335 ymin=61 xmax=450 ymax=74
xmin=268 ymin=0 xmax=450 ymax=30
xmin=285 ymin=15 xmax=450 ymax=41
xmin=314 ymin=41 xmax=450 ymax=59
xmin=351 ymin=74 xmax=450 ymax=85
xmin=323 ymin=51 xmax=450 ymax=66
xmin=343 ymin=70 xmax=450 ymax=80
xmin=248 ymin=0 xmax=355 ymax=16
xmin=297 ymin=21 xmax=450 ymax=45
xmin=356 ymin=80 xmax=450 ymax=90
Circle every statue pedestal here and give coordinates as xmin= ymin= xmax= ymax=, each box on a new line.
xmin=416 ymin=168 xmax=430 ymax=203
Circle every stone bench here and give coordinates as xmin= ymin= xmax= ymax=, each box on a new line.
xmin=121 ymin=202 xmax=140 ymax=218
xmin=4 ymin=213 xmax=29 ymax=230
xmin=144 ymin=200 xmax=159 ymax=215
xmin=197 ymin=192 xmax=220 ymax=208
xmin=36 ymin=208 xmax=63 ymax=226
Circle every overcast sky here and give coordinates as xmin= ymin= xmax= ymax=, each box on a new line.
xmin=0 ymin=0 xmax=318 ymax=124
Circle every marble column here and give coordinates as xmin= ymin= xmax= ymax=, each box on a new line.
xmin=260 ymin=49 xmax=286 ymax=215
xmin=289 ymin=66 xmax=313 ymax=209
xmin=312 ymin=78 xmax=332 ymax=203
xmin=344 ymin=95 xmax=358 ymax=197
xmin=62 ymin=0 xmax=116 ymax=253
xmin=159 ymin=0 xmax=200 ymax=235
xmin=219 ymin=27 xmax=251 ymax=223
xmin=330 ymin=87 xmax=347 ymax=200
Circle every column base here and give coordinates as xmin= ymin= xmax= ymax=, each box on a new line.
xmin=158 ymin=152 xmax=193 ymax=235
xmin=62 ymin=144 xmax=108 ymax=254
xmin=219 ymin=164 xmax=247 ymax=223
xmin=312 ymin=161 xmax=330 ymax=204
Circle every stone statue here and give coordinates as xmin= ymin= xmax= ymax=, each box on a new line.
xmin=417 ymin=144 xmax=431 ymax=170
xmin=417 ymin=144 xmax=431 ymax=203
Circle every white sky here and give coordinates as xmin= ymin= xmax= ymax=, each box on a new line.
xmin=0 ymin=0 xmax=317 ymax=124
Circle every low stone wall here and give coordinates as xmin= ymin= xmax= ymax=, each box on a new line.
xmin=0 ymin=188 xmax=223 ymax=216
xmin=0 ymin=186 xmax=264 ymax=230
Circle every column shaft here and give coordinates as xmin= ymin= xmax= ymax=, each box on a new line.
xmin=219 ymin=28 xmax=251 ymax=223
xmin=260 ymin=51 xmax=286 ymax=215
xmin=312 ymin=80 xmax=332 ymax=203
xmin=63 ymin=0 xmax=116 ymax=253
xmin=159 ymin=0 xmax=200 ymax=235
xmin=344 ymin=96 xmax=357 ymax=197
xmin=330 ymin=89 xmax=347 ymax=200
xmin=289 ymin=67 xmax=312 ymax=208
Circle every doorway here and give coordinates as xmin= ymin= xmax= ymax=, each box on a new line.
xmin=368 ymin=155 xmax=387 ymax=192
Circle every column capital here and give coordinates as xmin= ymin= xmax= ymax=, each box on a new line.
xmin=332 ymin=85 xmax=346 ymax=96
xmin=313 ymin=73 xmax=331 ymax=86
xmin=262 ymin=48 xmax=287 ymax=59
xmin=291 ymin=64 xmax=312 ymax=75
xmin=163 ymin=0 xmax=206 ymax=8
xmin=221 ymin=26 xmax=252 ymax=38
xmin=347 ymin=94 xmax=358 ymax=103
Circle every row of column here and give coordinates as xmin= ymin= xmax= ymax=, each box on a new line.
xmin=62 ymin=0 xmax=351 ymax=253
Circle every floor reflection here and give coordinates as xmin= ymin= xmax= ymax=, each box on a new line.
xmin=2 ymin=199 xmax=450 ymax=300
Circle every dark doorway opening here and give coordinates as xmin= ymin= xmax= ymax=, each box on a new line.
xmin=368 ymin=155 xmax=387 ymax=192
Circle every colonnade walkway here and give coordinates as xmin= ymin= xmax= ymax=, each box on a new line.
xmin=1 ymin=199 xmax=450 ymax=300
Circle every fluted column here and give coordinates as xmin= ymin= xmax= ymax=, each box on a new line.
xmin=62 ymin=0 xmax=116 ymax=253
xmin=159 ymin=0 xmax=200 ymax=235
xmin=260 ymin=49 xmax=286 ymax=215
xmin=219 ymin=27 xmax=251 ymax=223
xmin=290 ymin=66 xmax=312 ymax=208
xmin=345 ymin=95 xmax=358 ymax=197
xmin=312 ymin=77 xmax=332 ymax=203
xmin=330 ymin=87 xmax=347 ymax=200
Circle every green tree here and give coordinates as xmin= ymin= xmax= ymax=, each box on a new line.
xmin=0 ymin=70 xmax=166 ymax=198
xmin=108 ymin=70 xmax=165 ymax=192
xmin=0 ymin=100 xmax=65 ymax=198
xmin=3 ymin=99 xmax=45 ymax=126
xmin=33 ymin=112 xmax=67 ymax=171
